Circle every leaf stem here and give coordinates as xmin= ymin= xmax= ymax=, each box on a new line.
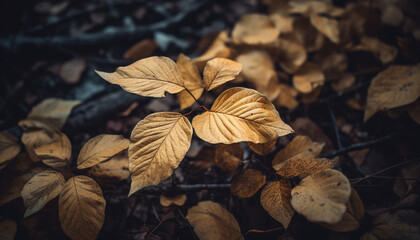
xmin=184 ymin=88 xmax=201 ymax=106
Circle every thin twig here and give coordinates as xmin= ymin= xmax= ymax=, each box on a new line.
xmin=241 ymin=226 xmax=283 ymax=239
xmin=145 ymin=206 xmax=175 ymax=240
xmin=176 ymin=208 xmax=198 ymax=240
xmin=326 ymin=102 xmax=343 ymax=149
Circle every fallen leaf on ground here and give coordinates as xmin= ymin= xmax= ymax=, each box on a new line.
xmin=21 ymin=129 xmax=60 ymax=162
xmin=291 ymin=169 xmax=351 ymax=224
xmin=186 ymin=201 xmax=243 ymax=240
xmin=231 ymin=169 xmax=266 ymax=198
xmin=0 ymin=132 xmax=21 ymax=170
xmin=276 ymin=157 xmax=337 ymax=178
xmin=290 ymin=118 xmax=334 ymax=153
xmin=331 ymin=74 xmax=355 ymax=92
xmin=193 ymin=31 xmax=232 ymax=68
xmin=393 ymin=161 xmax=420 ymax=197
xmin=214 ymin=143 xmax=243 ymax=174
xmin=232 ymin=13 xmax=280 ymax=45
xmin=260 ymin=180 xmax=294 ymax=228
xmin=247 ymin=138 xmax=277 ymax=156
xmin=124 ymin=39 xmax=158 ymax=61
xmin=275 ymin=84 xmax=299 ymax=109
xmin=276 ymin=35 xmax=307 ymax=74
xmin=160 ymin=194 xmax=187 ymax=207
xmin=59 ymin=58 xmax=86 ymax=84
xmin=310 ymin=14 xmax=340 ymax=44
xmin=34 ymin=133 xmax=71 ymax=169
xmin=352 ymin=37 xmax=398 ymax=65
xmin=293 ymin=62 xmax=325 ymax=94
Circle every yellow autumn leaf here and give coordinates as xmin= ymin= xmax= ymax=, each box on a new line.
xmin=160 ymin=194 xmax=187 ymax=207
xmin=21 ymin=170 xmax=65 ymax=217
xmin=214 ymin=143 xmax=243 ymax=173
xmin=95 ymin=56 xmax=185 ymax=98
xmin=128 ymin=112 xmax=192 ymax=195
xmin=186 ymin=201 xmax=243 ymax=240
xmin=21 ymin=129 xmax=60 ymax=162
xmin=18 ymin=98 xmax=80 ymax=132
xmin=193 ymin=31 xmax=233 ymax=67
xmin=59 ymin=176 xmax=105 ymax=240
xmin=0 ymin=132 xmax=21 ymax=170
xmin=247 ymin=138 xmax=277 ymax=156
xmin=0 ymin=219 xmax=16 ymax=240
xmin=77 ymin=134 xmax=129 ymax=169
xmin=272 ymin=135 xmax=325 ymax=168
xmin=319 ymin=188 xmax=365 ymax=232
xmin=203 ymin=58 xmax=242 ymax=91
xmin=293 ymin=62 xmax=325 ymax=94
xmin=87 ymin=150 xmax=129 ymax=188
xmin=260 ymin=180 xmax=295 ymax=229
xmin=232 ymin=13 xmax=280 ymax=45
xmin=291 ymin=169 xmax=351 ymax=224
xmin=275 ymin=84 xmax=299 ymax=110
xmin=276 ymin=157 xmax=337 ymax=178
xmin=34 ymin=133 xmax=71 ymax=169
xmin=192 ymin=87 xmax=294 ymax=144
xmin=276 ymin=35 xmax=307 ymax=74
xmin=364 ymin=64 xmax=420 ymax=122
xmin=231 ymin=169 xmax=266 ymax=198
xmin=176 ymin=53 xmax=204 ymax=110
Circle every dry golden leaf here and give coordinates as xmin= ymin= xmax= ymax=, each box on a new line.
xmin=59 ymin=58 xmax=86 ymax=84
xmin=87 ymin=150 xmax=129 ymax=188
xmin=276 ymin=157 xmax=337 ymax=178
xmin=293 ymin=18 xmax=325 ymax=52
xmin=95 ymin=56 xmax=185 ymax=98
xmin=19 ymin=98 xmax=81 ymax=131
xmin=186 ymin=201 xmax=243 ymax=240
xmin=272 ymin=135 xmax=325 ymax=168
xmin=192 ymin=87 xmax=293 ymax=144
xmin=34 ymin=133 xmax=71 ymax=169
xmin=276 ymin=35 xmax=307 ymax=74
xmin=353 ymin=37 xmax=398 ymax=65
xmin=77 ymin=134 xmax=129 ymax=169
xmin=160 ymin=194 xmax=187 ymax=207
xmin=0 ymin=153 xmax=46 ymax=207
xmin=408 ymin=99 xmax=420 ymax=124
xmin=360 ymin=210 xmax=420 ymax=240
xmin=0 ymin=132 xmax=20 ymax=169
xmin=260 ymin=180 xmax=294 ymax=228
xmin=176 ymin=53 xmax=204 ymax=110
xmin=290 ymin=118 xmax=334 ymax=153
xmin=270 ymin=14 xmax=294 ymax=33
xmin=0 ymin=219 xmax=16 ymax=240
xmin=293 ymin=63 xmax=325 ymax=94
xmin=59 ymin=176 xmax=105 ymax=240
xmin=247 ymin=138 xmax=276 ymax=156
xmin=364 ymin=64 xmax=420 ymax=122
xmin=193 ymin=31 xmax=232 ymax=67
xmin=203 ymin=58 xmax=242 ymax=91
xmin=236 ymin=50 xmax=279 ymax=98
xmin=319 ymin=188 xmax=365 ymax=232
xmin=128 ymin=112 xmax=192 ymax=195
xmin=289 ymin=1 xmax=344 ymax=17
xmin=301 ymin=86 xmax=322 ymax=104
xmin=232 ymin=13 xmax=280 ymax=45
xmin=275 ymin=84 xmax=299 ymax=109
xmin=310 ymin=14 xmax=340 ymax=44
xmin=21 ymin=129 xmax=60 ymax=162
xmin=331 ymin=74 xmax=356 ymax=92
xmin=291 ymin=169 xmax=351 ymax=224
xmin=231 ymin=169 xmax=266 ymax=198
xmin=21 ymin=170 xmax=65 ymax=218
xmin=123 ymin=39 xmax=158 ymax=61
xmin=214 ymin=143 xmax=243 ymax=174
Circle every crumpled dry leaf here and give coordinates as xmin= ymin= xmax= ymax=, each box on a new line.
xmin=275 ymin=35 xmax=307 ymax=74
xmin=310 ymin=14 xmax=340 ymax=44
xmin=247 ymin=138 xmax=277 ymax=156
xmin=293 ymin=62 xmax=325 ymax=94
xmin=21 ymin=170 xmax=65 ymax=218
xmin=289 ymin=0 xmax=344 ymax=17
xmin=364 ymin=64 xmax=420 ymax=122
xmin=260 ymin=179 xmax=295 ymax=228
xmin=275 ymin=84 xmax=299 ymax=109
xmin=19 ymin=98 xmax=81 ymax=132
xmin=270 ymin=14 xmax=294 ymax=33
xmin=128 ymin=112 xmax=192 ymax=195
xmin=276 ymin=157 xmax=337 ymax=178
xmin=160 ymin=194 xmax=187 ymax=207
xmin=203 ymin=58 xmax=242 ymax=91
xmin=77 ymin=134 xmax=129 ymax=169
xmin=0 ymin=219 xmax=16 ymax=240
xmin=123 ymin=39 xmax=158 ymax=61
xmin=352 ymin=37 xmax=398 ymax=65
xmin=230 ymin=169 xmax=266 ymax=198
xmin=0 ymin=132 xmax=21 ymax=170
xmin=192 ymin=87 xmax=294 ymax=144
xmin=176 ymin=53 xmax=204 ymax=110
xmin=232 ymin=13 xmax=280 ymax=45
xmin=59 ymin=176 xmax=105 ymax=240
xmin=95 ymin=56 xmax=185 ymax=98
xmin=214 ymin=143 xmax=243 ymax=174
xmin=319 ymin=188 xmax=365 ymax=232
xmin=59 ymin=58 xmax=86 ymax=84
xmin=360 ymin=210 xmax=420 ymax=240
xmin=291 ymin=169 xmax=351 ymax=224
xmin=34 ymin=133 xmax=71 ymax=169
xmin=87 ymin=150 xmax=129 ymax=188
xmin=193 ymin=31 xmax=233 ymax=68
xmin=272 ymin=135 xmax=325 ymax=168
xmin=21 ymin=129 xmax=60 ymax=162
xmin=186 ymin=201 xmax=243 ymax=240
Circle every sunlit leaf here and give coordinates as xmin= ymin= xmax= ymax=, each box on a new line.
xmin=203 ymin=58 xmax=242 ymax=91
xmin=176 ymin=53 xmax=204 ymax=110
xmin=192 ymin=87 xmax=293 ymax=144
xmin=128 ymin=112 xmax=192 ymax=195
xmin=59 ymin=176 xmax=105 ymax=240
